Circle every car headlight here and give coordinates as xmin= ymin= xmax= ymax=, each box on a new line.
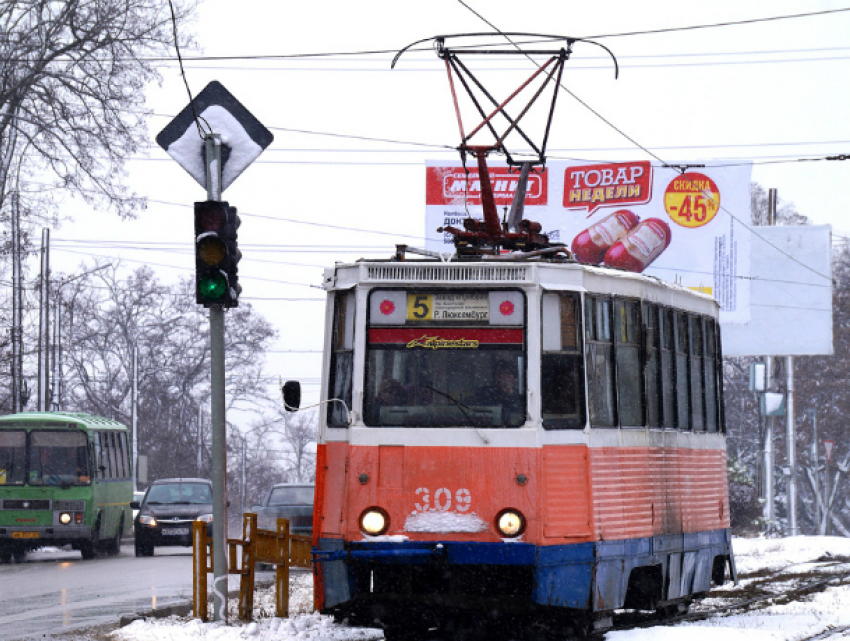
xmin=196 ymin=514 xmax=213 ymax=523
xmin=59 ymin=512 xmax=72 ymax=525
xmin=359 ymin=508 xmax=389 ymax=536
xmin=139 ymin=515 xmax=157 ymax=527
xmin=496 ymin=509 xmax=525 ymax=538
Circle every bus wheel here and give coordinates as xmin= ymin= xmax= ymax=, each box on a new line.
xmin=0 ymin=549 xmax=12 ymax=563
xmin=103 ymin=521 xmax=123 ymax=556
xmin=12 ymin=548 xmax=26 ymax=563
xmin=81 ymin=518 xmax=101 ymax=560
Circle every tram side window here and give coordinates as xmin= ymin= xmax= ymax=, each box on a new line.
xmin=615 ymin=299 xmax=644 ymax=427
xmin=328 ymin=291 xmax=355 ymax=427
xmin=704 ymin=319 xmax=719 ymax=432
xmin=689 ymin=316 xmax=706 ymax=431
xmin=642 ymin=304 xmax=661 ymax=428
xmin=659 ymin=309 xmax=676 ymax=429
xmin=585 ymin=296 xmax=617 ymax=427
xmin=674 ymin=312 xmax=691 ymax=430
xmin=541 ymin=292 xmax=586 ymax=429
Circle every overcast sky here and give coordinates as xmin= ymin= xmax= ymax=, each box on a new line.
xmin=48 ymin=0 xmax=850 ymax=410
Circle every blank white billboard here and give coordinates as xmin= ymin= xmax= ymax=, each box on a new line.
xmin=721 ymin=225 xmax=832 ymax=356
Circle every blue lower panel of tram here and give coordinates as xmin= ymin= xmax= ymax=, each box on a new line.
xmin=315 ymin=529 xmax=733 ymax=612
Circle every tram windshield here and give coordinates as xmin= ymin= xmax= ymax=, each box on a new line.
xmin=365 ymin=289 xmax=526 ymax=428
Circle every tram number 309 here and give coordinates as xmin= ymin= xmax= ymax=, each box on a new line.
xmin=415 ymin=487 xmax=472 ymax=513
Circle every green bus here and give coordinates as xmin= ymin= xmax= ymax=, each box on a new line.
xmin=0 ymin=412 xmax=133 ymax=562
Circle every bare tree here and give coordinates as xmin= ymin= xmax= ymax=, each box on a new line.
xmin=57 ymin=262 xmax=276 ymax=481
xmin=0 ymin=0 xmax=196 ymax=219
xmin=750 ymin=182 xmax=808 ymax=226
xmin=279 ymin=410 xmax=317 ymax=483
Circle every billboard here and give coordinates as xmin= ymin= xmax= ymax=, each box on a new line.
xmin=721 ymin=225 xmax=832 ymax=356
xmin=425 ymin=160 xmax=753 ymax=324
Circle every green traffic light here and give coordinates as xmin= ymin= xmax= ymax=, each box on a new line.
xmin=198 ymin=272 xmax=228 ymax=301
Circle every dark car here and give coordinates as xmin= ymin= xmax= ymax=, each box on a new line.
xmin=132 ymin=478 xmax=213 ymax=557
xmin=252 ymin=483 xmax=314 ymax=536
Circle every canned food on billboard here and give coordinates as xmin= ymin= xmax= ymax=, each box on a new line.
xmin=602 ymin=218 xmax=672 ymax=273
xmin=571 ymin=209 xmax=640 ymax=264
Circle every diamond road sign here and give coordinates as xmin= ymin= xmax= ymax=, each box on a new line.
xmin=156 ymin=81 xmax=273 ymax=193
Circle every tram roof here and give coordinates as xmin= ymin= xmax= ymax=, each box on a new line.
xmin=324 ymin=256 xmax=719 ymax=315
xmin=0 ymin=411 xmax=128 ymax=431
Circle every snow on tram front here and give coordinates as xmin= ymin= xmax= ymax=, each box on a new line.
xmin=285 ymin=256 xmax=735 ymax=639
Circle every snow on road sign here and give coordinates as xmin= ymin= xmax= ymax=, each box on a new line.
xmin=155 ymin=81 xmax=273 ymax=193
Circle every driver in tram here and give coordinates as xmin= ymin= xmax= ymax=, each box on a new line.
xmin=474 ymin=360 xmax=524 ymax=424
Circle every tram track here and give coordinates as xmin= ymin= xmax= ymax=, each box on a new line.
xmin=610 ymin=554 xmax=850 ymax=636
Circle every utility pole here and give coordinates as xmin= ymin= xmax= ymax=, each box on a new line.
xmin=132 ymin=345 xmax=139 ymax=493
xmin=50 ymin=292 xmax=61 ymax=410
xmin=763 ymin=355 xmax=775 ymax=527
xmin=205 ymin=133 xmax=229 ymax=622
xmin=786 ymin=355 xmax=797 ymax=536
xmin=37 ymin=228 xmax=50 ymax=411
xmin=11 ymin=192 xmax=23 ymax=412
xmin=762 ymin=188 xmax=778 ymax=530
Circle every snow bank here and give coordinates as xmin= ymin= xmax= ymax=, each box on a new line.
xmin=732 ymin=535 xmax=850 ymax=574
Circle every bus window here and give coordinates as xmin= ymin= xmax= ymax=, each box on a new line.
xmin=0 ymin=431 xmax=27 ymax=485
xmin=541 ymin=292 xmax=586 ymax=429
xmin=585 ymin=296 xmax=616 ymax=427
xmin=328 ymin=291 xmax=355 ymax=427
xmin=615 ymin=299 xmax=644 ymax=427
xmin=120 ymin=432 xmax=131 ymax=478
xmin=27 ymin=431 xmax=90 ymax=486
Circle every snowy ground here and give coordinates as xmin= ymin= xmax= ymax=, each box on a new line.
xmin=111 ymin=536 xmax=850 ymax=641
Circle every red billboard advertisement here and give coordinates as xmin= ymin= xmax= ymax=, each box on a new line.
xmin=563 ymin=161 xmax=652 ymax=215
xmin=426 ymin=166 xmax=548 ymax=206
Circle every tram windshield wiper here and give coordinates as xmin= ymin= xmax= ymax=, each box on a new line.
xmin=424 ymin=385 xmax=491 ymax=443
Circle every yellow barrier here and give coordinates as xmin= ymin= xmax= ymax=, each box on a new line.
xmin=192 ymin=514 xmax=313 ymax=621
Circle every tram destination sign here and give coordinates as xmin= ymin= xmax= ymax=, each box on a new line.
xmin=407 ymin=292 xmax=488 ymax=322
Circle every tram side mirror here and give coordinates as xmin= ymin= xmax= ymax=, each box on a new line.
xmin=282 ymin=380 xmax=301 ymax=411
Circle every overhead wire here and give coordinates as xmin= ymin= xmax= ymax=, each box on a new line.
xmin=455 ymin=0 xmax=838 ymax=285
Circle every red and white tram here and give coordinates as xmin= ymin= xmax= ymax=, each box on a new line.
xmin=294 ymin=254 xmax=735 ymax=639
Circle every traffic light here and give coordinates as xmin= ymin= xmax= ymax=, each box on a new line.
xmin=194 ymin=200 xmax=242 ymax=308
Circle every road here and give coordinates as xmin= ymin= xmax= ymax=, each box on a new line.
xmin=0 ymin=543 xmax=207 ymax=640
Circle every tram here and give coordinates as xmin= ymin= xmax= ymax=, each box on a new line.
xmin=286 ymin=33 xmax=736 ymax=639
xmin=290 ymin=252 xmax=735 ymax=638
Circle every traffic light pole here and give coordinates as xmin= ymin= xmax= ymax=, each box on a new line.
xmin=204 ymin=134 xmax=228 ymax=622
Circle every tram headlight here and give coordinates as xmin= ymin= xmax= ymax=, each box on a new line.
xmin=496 ymin=509 xmax=525 ymax=538
xmin=359 ymin=508 xmax=390 ymax=536
xmin=139 ymin=515 xmax=157 ymax=527
xmin=59 ymin=512 xmax=72 ymax=525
